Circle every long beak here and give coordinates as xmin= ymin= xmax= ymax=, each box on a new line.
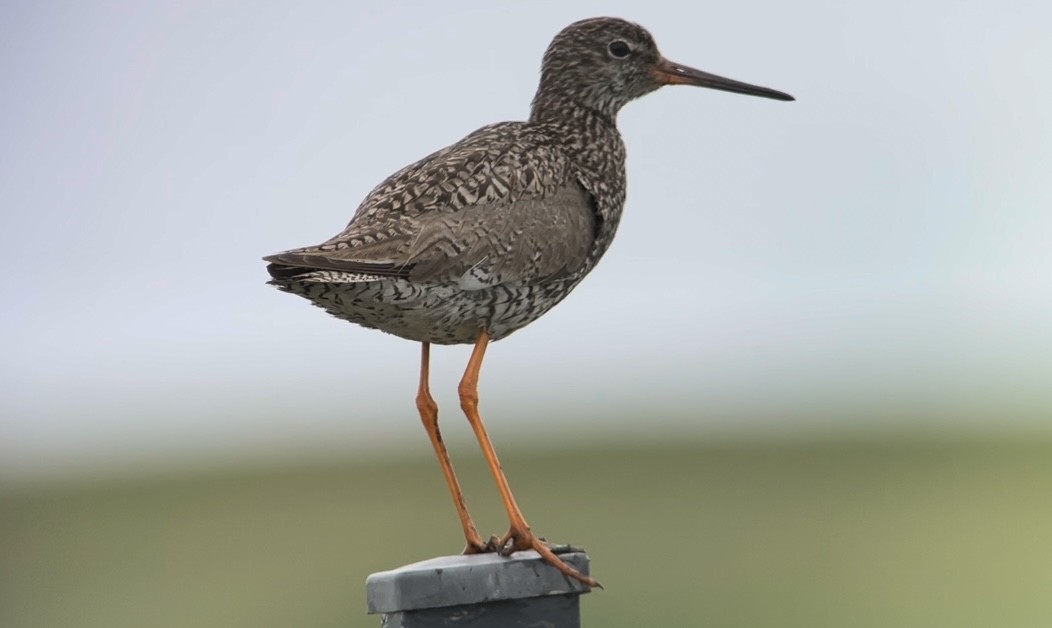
xmin=652 ymin=58 xmax=794 ymax=101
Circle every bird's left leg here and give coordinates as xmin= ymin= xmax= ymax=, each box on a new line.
xmin=458 ymin=330 xmax=599 ymax=587
xmin=416 ymin=342 xmax=490 ymax=554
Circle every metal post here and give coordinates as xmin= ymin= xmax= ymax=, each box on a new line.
xmin=366 ymin=549 xmax=592 ymax=627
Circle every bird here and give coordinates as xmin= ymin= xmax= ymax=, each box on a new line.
xmin=264 ymin=16 xmax=793 ymax=588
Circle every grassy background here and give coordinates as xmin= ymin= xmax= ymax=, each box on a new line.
xmin=3 ymin=437 xmax=1051 ymax=627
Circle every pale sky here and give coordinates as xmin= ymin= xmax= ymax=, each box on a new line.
xmin=2 ymin=1 xmax=1050 ymax=481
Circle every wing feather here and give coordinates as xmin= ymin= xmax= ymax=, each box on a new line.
xmin=264 ymin=123 xmax=597 ymax=284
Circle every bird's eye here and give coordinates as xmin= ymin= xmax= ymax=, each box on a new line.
xmin=608 ymin=40 xmax=631 ymax=58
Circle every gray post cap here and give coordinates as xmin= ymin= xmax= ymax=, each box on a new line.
xmin=366 ymin=550 xmax=591 ymax=614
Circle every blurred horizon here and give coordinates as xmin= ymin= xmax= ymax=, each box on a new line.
xmin=3 ymin=408 xmax=1051 ymax=488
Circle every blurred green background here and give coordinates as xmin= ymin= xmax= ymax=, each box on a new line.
xmin=4 ymin=435 xmax=1051 ymax=628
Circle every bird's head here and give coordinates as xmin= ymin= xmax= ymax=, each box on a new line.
xmin=531 ymin=17 xmax=793 ymax=122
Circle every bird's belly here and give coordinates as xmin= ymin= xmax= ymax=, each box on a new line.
xmin=271 ymin=273 xmax=579 ymax=345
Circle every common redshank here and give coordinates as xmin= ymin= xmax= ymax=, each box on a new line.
xmin=265 ymin=16 xmax=793 ymax=587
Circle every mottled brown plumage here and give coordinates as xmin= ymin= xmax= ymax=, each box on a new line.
xmin=264 ymin=17 xmax=792 ymax=588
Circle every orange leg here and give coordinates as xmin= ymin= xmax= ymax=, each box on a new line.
xmin=416 ymin=342 xmax=489 ymax=554
xmin=457 ymin=330 xmax=600 ymax=588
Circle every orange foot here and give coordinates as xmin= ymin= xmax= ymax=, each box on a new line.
xmin=497 ymin=525 xmax=602 ymax=589
xmin=461 ymin=535 xmax=502 ymax=555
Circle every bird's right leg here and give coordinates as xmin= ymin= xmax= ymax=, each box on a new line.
xmin=457 ymin=331 xmax=600 ymax=588
xmin=416 ymin=342 xmax=490 ymax=554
